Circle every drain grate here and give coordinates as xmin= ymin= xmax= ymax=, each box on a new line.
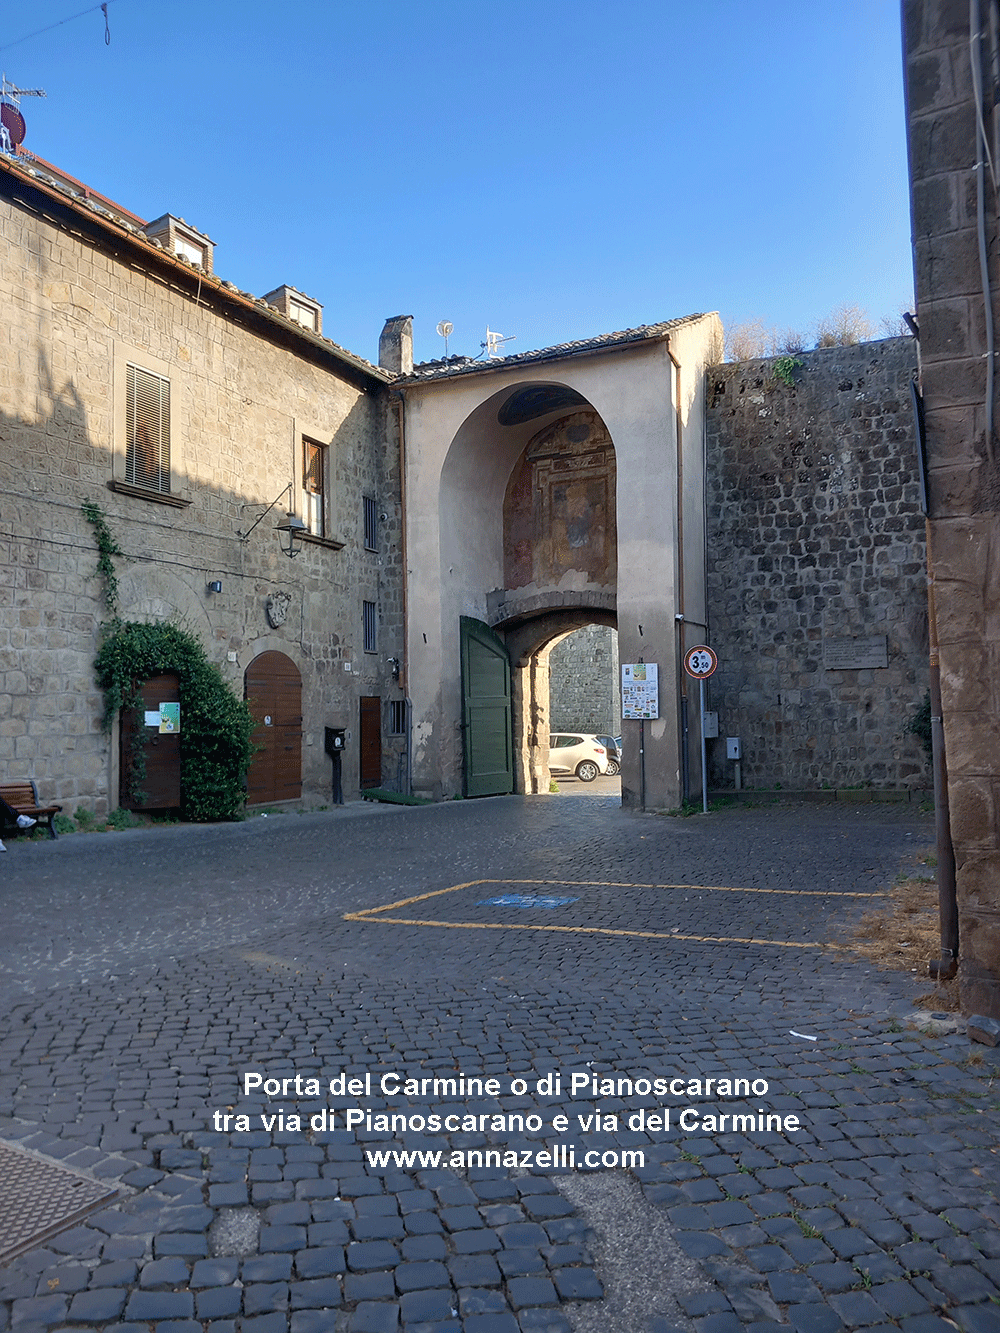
xmin=0 ymin=1139 xmax=119 ymax=1263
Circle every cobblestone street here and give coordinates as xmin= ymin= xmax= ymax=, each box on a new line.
xmin=2 ymin=795 xmax=998 ymax=1333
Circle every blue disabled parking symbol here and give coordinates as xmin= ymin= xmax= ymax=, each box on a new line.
xmin=477 ymin=894 xmax=579 ymax=909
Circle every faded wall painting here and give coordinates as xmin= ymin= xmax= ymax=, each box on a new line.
xmin=503 ymin=410 xmax=617 ymax=592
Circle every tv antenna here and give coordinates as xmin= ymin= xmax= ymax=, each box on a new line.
xmin=436 ymin=320 xmax=453 ymax=357
xmin=483 ymin=327 xmax=515 ymax=359
xmin=1 ymin=74 xmax=45 ymax=155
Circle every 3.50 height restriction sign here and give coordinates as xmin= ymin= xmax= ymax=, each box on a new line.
xmin=683 ymin=645 xmax=718 ymax=679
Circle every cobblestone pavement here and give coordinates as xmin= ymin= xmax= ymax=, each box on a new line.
xmin=2 ymin=795 xmax=999 ymax=1333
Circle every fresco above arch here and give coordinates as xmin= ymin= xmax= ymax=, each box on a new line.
xmin=503 ymin=409 xmax=617 ymax=592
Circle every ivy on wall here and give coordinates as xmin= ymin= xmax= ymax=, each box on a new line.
xmin=82 ymin=499 xmax=125 ymax=615
xmin=84 ymin=502 xmax=255 ymax=821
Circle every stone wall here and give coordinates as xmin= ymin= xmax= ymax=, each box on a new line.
xmin=704 ymin=338 xmax=929 ymax=792
xmin=548 ymin=625 xmax=620 ymax=735
xmin=0 ymin=164 xmax=403 ymax=815
xmin=904 ymin=0 xmax=1000 ymax=1016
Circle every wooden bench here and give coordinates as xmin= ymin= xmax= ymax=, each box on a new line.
xmin=0 ymin=782 xmax=63 ymax=840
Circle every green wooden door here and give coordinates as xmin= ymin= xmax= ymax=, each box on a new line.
xmin=460 ymin=616 xmax=513 ymax=797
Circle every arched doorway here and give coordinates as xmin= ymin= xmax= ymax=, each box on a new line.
xmin=498 ymin=608 xmax=619 ymax=795
xmin=397 ymin=314 xmax=722 ymax=806
xmin=244 ymin=651 xmax=302 ymax=804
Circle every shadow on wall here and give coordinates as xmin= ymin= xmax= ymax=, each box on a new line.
xmin=0 ymin=375 xmax=397 ymax=814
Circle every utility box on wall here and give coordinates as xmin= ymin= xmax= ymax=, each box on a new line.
xmin=726 ymin=737 xmax=741 ymax=760
xmin=325 ymin=727 xmax=346 ymax=755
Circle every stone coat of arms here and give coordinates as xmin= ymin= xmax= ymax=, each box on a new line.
xmin=265 ymin=591 xmax=291 ymax=628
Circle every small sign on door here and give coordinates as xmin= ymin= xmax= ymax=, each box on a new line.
xmin=159 ymin=702 xmax=180 ymax=734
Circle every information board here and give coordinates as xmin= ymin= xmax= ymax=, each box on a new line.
xmin=622 ymin=662 xmax=659 ymax=719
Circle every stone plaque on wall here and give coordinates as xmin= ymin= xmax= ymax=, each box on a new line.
xmin=822 ymin=635 xmax=888 ymax=670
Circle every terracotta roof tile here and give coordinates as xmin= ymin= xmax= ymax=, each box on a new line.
xmin=399 ymin=315 xmax=709 ymax=382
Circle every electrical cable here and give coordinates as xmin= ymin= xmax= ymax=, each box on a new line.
xmin=0 ymin=0 xmax=120 ymax=54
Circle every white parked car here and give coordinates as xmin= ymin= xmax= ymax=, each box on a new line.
xmin=548 ymin=733 xmax=610 ymax=782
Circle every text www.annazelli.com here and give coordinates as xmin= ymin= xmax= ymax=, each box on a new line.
xmin=365 ymin=1145 xmax=643 ymax=1171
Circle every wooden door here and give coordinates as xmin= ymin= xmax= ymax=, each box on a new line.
xmin=244 ymin=652 xmax=302 ymax=804
xmin=460 ymin=616 xmax=513 ymax=797
xmin=120 ymin=672 xmax=181 ymax=809
xmin=360 ymin=696 xmax=382 ymax=788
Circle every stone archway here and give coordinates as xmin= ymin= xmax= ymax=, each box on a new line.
xmin=397 ymin=313 xmax=722 ymax=807
xmin=495 ymin=606 xmax=617 ymax=795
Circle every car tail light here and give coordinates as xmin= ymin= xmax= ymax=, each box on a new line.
xmin=594 ymin=746 xmax=605 ymax=754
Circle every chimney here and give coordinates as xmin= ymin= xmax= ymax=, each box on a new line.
xmin=379 ymin=316 xmax=414 ymax=375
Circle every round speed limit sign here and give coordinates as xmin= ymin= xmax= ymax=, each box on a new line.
xmin=684 ymin=645 xmax=718 ymax=679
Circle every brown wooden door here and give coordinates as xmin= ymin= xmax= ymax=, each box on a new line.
xmin=245 ymin=652 xmax=302 ymax=804
xmin=120 ymin=673 xmax=181 ymax=809
xmin=360 ymin=696 xmax=381 ymax=789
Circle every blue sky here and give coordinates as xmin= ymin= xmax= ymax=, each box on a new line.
xmin=4 ymin=0 xmax=914 ymax=366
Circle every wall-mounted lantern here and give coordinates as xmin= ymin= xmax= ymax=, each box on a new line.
xmin=276 ymin=513 xmax=308 ymax=559
xmin=239 ymin=482 xmax=307 ymax=559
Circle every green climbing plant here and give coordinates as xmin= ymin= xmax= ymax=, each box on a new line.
xmin=81 ymin=500 xmax=125 ymax=615
xmin=95 ymin=622 xmax=255 ymax=821
xmin=83 ymin=502 xmax=254 ymax=821
xmin=771 ymin=356 xmax=804 ymax=388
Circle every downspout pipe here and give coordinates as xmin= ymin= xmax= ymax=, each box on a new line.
xmin=926 ymin=521 xmax=959 ymax=979
xmin=912 ymin=378 xmax=959 ymax=978
xmin=394 ymin=391 xmax=413 ymax=795
xmin=667 ymin=338 xmax=690 ymax=803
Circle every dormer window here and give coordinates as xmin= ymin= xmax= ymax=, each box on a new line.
xmin=289 ymin=298 xmax=318 ymax=332
xmin=263 ymin=285 xmax=323 ymax=336
xmin=174 ymin=234 xmax=206 ymax=267
xmin=143 ymin=214 xmax=215 ymax=273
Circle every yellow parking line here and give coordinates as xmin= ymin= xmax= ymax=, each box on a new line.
xmin=341 ymin=912 xmax=846 ymax=951
xmin=349 ymin=876 xmax=880 ymax=919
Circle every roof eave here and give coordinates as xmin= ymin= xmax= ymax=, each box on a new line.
xmin=0 ymin=154 xmax=390 ymax=388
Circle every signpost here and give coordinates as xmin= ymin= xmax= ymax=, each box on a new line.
xmin=622 ymin=663 xmax=659 ymax=810
xmin=683 ymin=646 xmax=718 ymax=814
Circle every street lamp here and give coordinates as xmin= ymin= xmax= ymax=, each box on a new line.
xmin=239 ymin=483 xmax=309 ymax=558
xmin=276 ymin=513 xmax=308 ymax=559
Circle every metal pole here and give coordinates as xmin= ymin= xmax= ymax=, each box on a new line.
xmin=639 ymin=718 xmax=646 ymax=812
xmin=700 ymin=678 xmax=708 ymax=814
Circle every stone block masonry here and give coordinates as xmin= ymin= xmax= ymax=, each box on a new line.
xmin=704 ymin=338 xmax=928 ymax=792
xmin=0 ymin=162 xmax=403 ymax=815
xmin=548 ymin=625 xmax=621 ymax=736
xmin=903 ymin=0 xmax=1000 ymax=1016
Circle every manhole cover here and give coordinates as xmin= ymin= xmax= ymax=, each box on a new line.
xmin=0 ymin=1139 xmax=118 ymax=1263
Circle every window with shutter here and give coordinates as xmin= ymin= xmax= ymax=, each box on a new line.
xmin=363 ymin=495 xmax=378 ymax=551
xmin=363 ymin=600 xmax=377 ymax=653
xmin=303 ymin=438 xmax=326 ymax=537
xmin=126 ymin=364 xmax=171 ymax=493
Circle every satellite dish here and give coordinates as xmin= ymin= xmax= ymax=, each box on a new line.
xmin=436 ymin=320 xmax=453 ymax=356
xmin=0 ymin=103 xmax=26 ymax=148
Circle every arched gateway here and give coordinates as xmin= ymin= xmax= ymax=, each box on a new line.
xmin=393 ymin=313 xmax=722 ymax=809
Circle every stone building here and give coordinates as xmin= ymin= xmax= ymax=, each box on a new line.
xmin=0 ymin=139 xmax=934 ymax=827
xmin=903 ymin=0 xmax=1000 ymax=1016
xmin=392 ymin=314 xmax=723 ymax=809
xmin=0 ymin=149 xmax=405 ymax=815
